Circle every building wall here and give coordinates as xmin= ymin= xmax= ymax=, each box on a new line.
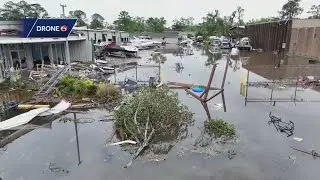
xmin=0 ymin=21 xmax=22 ymax=31
xmin=289 ymin=25 xmax=320 ymax=58
xmin=76 ymin=29 xmax=129 ymax=44
xmin=244 ymin=20 xmax=293 ymax=53
xmin=292 ymin=19 xmax=320 ymax=28
xmin=69 ymin=40 xmax=93 ymax=63
xmin=120 ymin=32 xmax=129 ymax=42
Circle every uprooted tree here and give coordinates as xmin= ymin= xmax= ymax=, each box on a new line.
xmin=114 ymin=86 xmax=194 ymax=167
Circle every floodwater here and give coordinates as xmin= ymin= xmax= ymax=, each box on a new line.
xmin=0 ymin=47 xmax=320 ymax=180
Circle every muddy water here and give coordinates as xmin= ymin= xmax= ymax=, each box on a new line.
xmin=0 ymin=49 xmax=320 ymax=180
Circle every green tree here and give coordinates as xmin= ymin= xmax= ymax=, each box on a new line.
xmin=132 ymin=16 xmax=147 ymax=32
xmin=28 ymin=3 xmax=48 ymax=18
xmin=90 ymin=13 xmax=105 ymax=29
xmin=113 ymin=11 xmax=133 ymax=32
xmin=279 ymin=0 xmax=303 ymax=19
xmin=146 ymin=17 xmax=166 ymax=32
xmin=307 ymin=5 xmax=320 ymax=19
xmin=172 ymin=17 xmax=195 ymax=31
xmin=0 ymin=0 xmax=48 ymax=20
xmin=247 ymin=17 xmax=280 ymax=24
xmin=69 ymin=10 xmax=87 ymax=27
xmin=195 ymin=9 xmax=239 ymax=39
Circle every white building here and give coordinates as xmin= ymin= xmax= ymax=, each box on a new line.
xmin=0 ymin=21 xmax=128 ymax=82
xmin=73 ymin=26 xmax=129 ymax=44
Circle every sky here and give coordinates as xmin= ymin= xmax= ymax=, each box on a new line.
xmin=3 ymin=0 xmax=319 ymax=26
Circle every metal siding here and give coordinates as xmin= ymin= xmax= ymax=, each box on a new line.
xmin=244 ymin=20 xmax=292 ymax=53
xmin=314 ymin=27 xmax=320 ymax=57
xmin=68 ymin=40 xmax=92 ymax=63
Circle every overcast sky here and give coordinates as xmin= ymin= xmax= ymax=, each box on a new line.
xmin=5 ymin=0 xmax=320 ymax=26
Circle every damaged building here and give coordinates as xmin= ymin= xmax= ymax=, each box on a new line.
xmin=245 ymin=19 xmax=320 ymax=59
xmin=0 ymin=20 xmax=129 ymax=82
xmin=73 ymin=26 xmax=129 ymax=44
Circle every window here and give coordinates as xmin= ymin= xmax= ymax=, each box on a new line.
xmin=121 ymin=38 xmax=124 ymax=42
xmin=94 ymin=33 xmax=97 ymax=41
xmin=102 ymin=34 xmax=106 ymax=41
xmin=314 ymin=34 xmax=317 ymax=39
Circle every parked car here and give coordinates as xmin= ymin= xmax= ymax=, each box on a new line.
xmin=221 ymin=41 xmax=232 ymax=49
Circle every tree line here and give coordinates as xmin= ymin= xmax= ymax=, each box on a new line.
xmin=0 ymin=0 xmax=319 ymax=36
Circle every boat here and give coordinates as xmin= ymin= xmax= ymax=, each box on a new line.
xmin=121 ymin=45 xmax=139 ymax=57
xmin=129 ymin=36 xmax=162 ymax=50
xmin=237 ymin=37 xmax=253 ymax=51
xmin=95 ymin=42 xmax=138 ymax=59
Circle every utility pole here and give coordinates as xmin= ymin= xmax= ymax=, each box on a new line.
xmin=60 ymin=4 xmax=67 ymax=18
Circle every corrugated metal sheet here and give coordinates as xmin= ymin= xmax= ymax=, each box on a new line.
xmin=289 ymin=26 xmax=320 ymax=58
xmin=69 ymin=40 xmax=93 ymax=63
xmin=245 ymin=20 xmax=292 ymax=53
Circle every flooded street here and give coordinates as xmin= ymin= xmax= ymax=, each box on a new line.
xmin=1 ymin=48 xmax=320 ymax=180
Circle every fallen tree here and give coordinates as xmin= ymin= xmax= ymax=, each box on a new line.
xmin=114 ymin=86 xmax=193 ymax=167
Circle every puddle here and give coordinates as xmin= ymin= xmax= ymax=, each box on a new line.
xmin=0 ymin=48 xmax=319 ymax=179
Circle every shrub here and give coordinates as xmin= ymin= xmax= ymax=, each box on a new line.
xmin=205 ymin=119 xmax=236 ymax=139
xmin=59 ymin=75 xmax=75 ymax=87
xmin=96 ymin=82 xmax=120 ymax=101
xmin=58 ymin=75 xmax=96 ymax=97
xmin=73 ymin=78 xmax=95 ymax=97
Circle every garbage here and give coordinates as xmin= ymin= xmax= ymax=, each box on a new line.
xmin=293 ymin=137 xmax=303 ymax=142
xmin=106 ymin=140 xmax=137 ymax=147
xmin=288 ymin=155 xmax=296 ymax=163
xmin=44 ymin=162 xmax=69 ymax=174
xmin=192 ymin=86 xmax=205 ymax=93
xmin=268 ymin=112 xmax=294 ymax=137
xmin=213 ymin=103 xmax=223 ymax=110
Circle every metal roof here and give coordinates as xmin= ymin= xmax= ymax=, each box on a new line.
xmin=0 ymin=35 xmax=86 ymax=44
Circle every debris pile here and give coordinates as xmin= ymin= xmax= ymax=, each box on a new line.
xmin=71 ymin=62 xmax=115 ymax=81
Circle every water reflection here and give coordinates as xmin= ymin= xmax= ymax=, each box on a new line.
xmin=73 ymin=113 xmax=82 ymax=166
xmin=241 ymin=52 xmax=320 ymax=80
xmin=149 ymin=52 xmax=167 ymax=64
xmin=204 ymin=49 xmax=222 ymax=67
xmin=0 ymin=114 xmax=56 ymax=148
xmin=229 ymin=59 xmax=241 ymax=72
xmin=58 ymin=113 xmax=84 ymax=166
xmin=0 ymin=90 xmax=32 ymax=115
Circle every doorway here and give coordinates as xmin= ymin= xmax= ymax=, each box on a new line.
xmin=10 ymin=50 xmax=27 ymax=69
